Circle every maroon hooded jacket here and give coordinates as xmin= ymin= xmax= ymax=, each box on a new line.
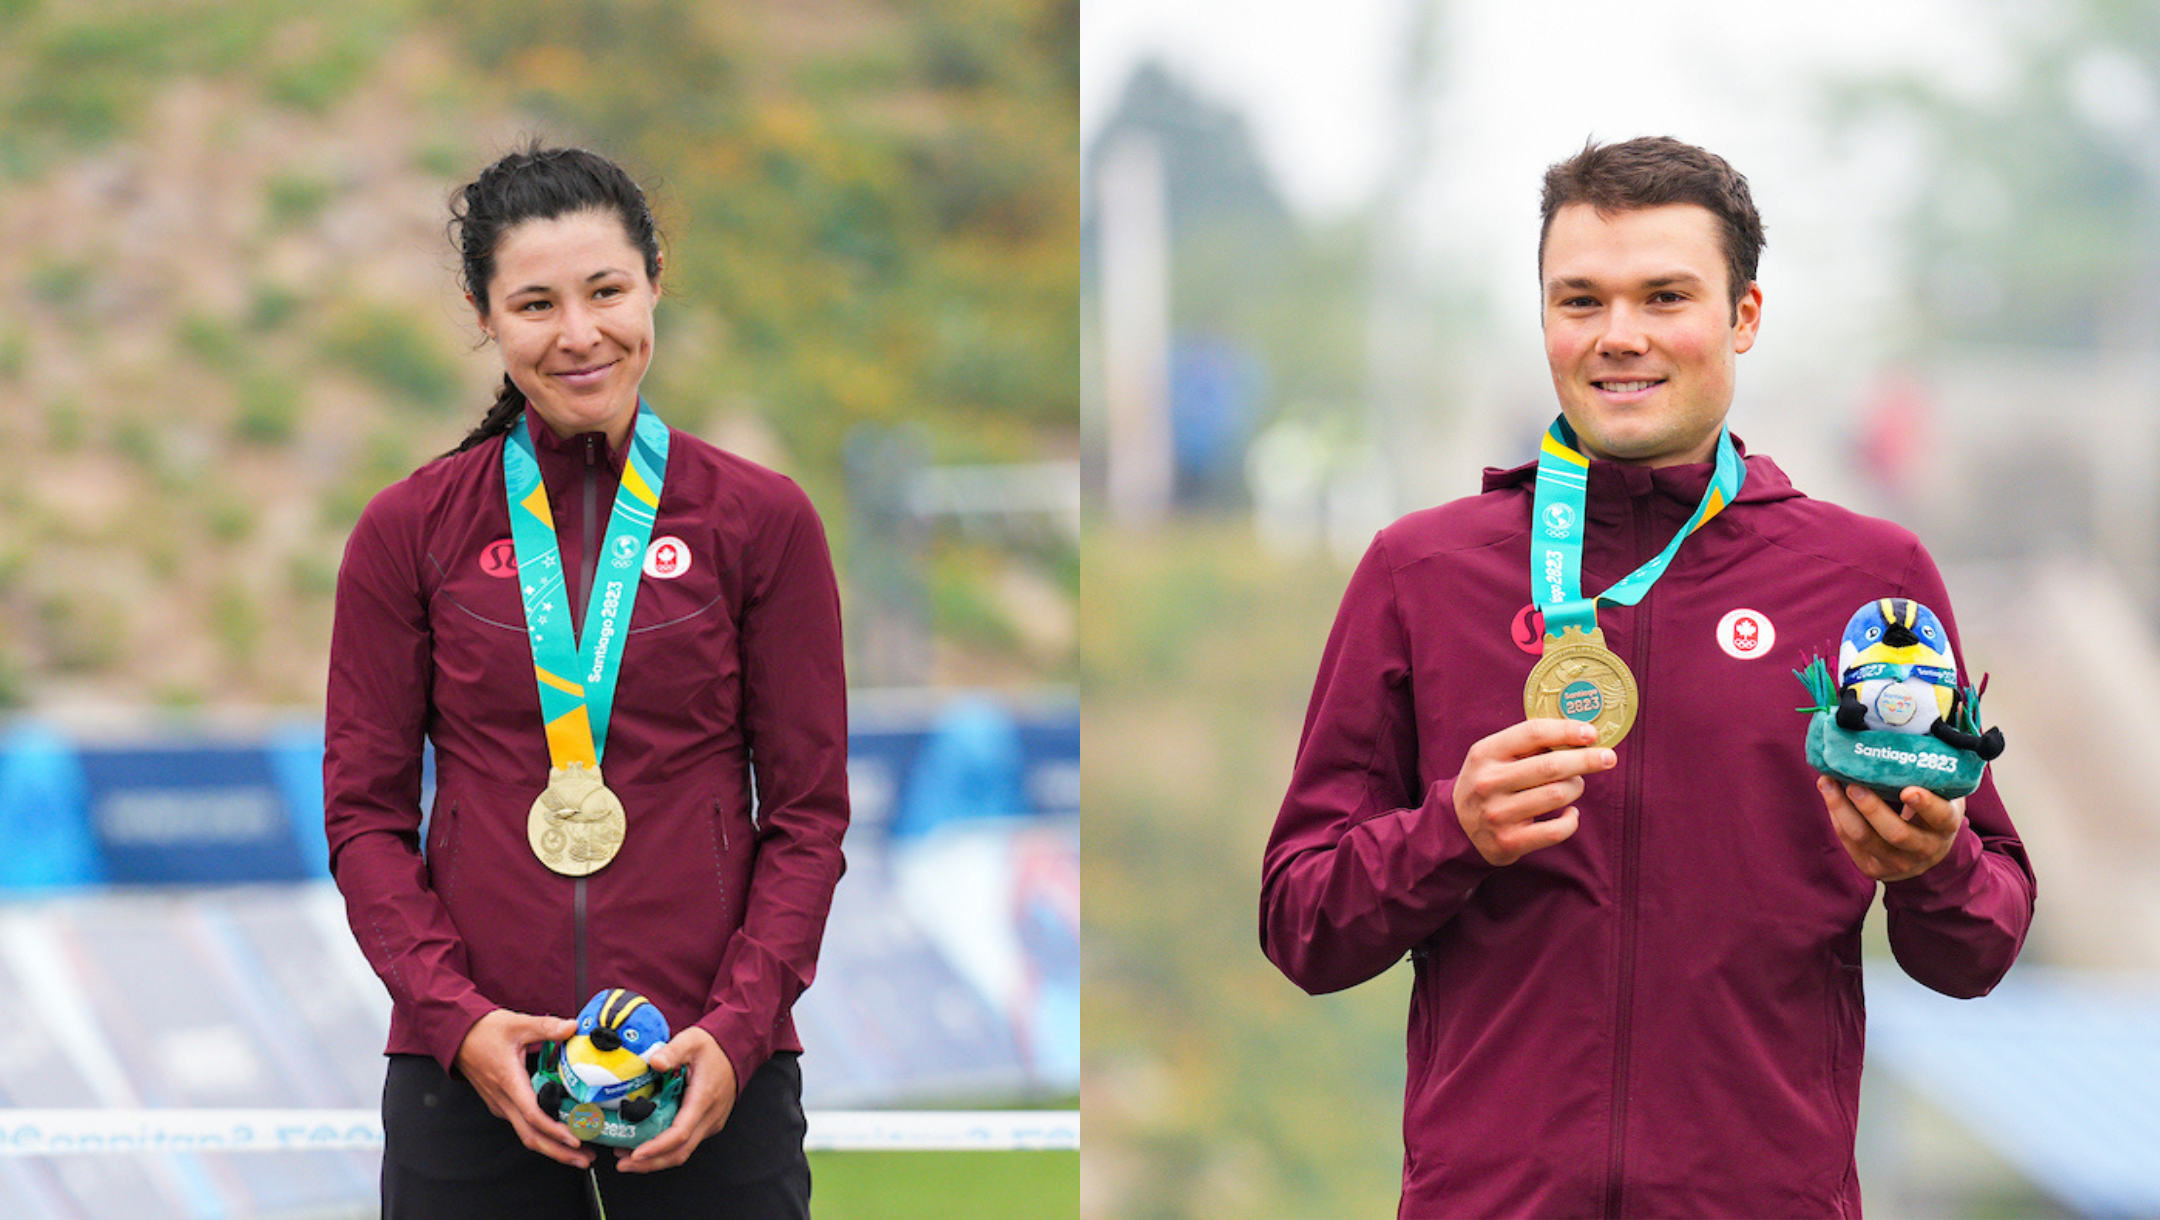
xmin=325 ymin=408 xmax=848 ymax=1093
xmin=1261 ymin=443 xmax=2034 ymax=1218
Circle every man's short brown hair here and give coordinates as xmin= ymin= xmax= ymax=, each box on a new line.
xmin=1539 ymin=136 xmax=1766 ymax=316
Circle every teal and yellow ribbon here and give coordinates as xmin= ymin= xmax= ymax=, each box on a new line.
xmin=1530 ymin=416 xmax=1745 ymax=640
xmin=503 ymin=404 xmax=670 ymax=768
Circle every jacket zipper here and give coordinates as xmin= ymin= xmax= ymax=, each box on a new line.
xmin=572 ymin=434 xmax=600 ymax=1008
xmin=1603 ymin=494 xmax=1655 ymax=1218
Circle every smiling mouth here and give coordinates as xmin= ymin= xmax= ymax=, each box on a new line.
xmin=554 ymin=361 xmax=618 ymax=383
xmin=1593 ymin=379 xmax=1664 ymax=394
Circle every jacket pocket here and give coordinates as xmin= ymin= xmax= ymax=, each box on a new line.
xmin=425 ymin=801 xmax=461 ymax=901
xmin=1826 ymin=959 xmax=1866 ymax=1151
xmin=706 ymin=797 xmax=731 ymax=904
xmin=1828 ymin=958 xmax=1865 ymax=1072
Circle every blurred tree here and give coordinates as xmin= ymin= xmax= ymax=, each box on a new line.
xmin=1085 ymin=60 xmax=1370 ymax=507
xmin=1835 ymin=0 xmax=2160 ymax=350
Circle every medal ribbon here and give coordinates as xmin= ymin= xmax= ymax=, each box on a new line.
xmin=1530 ymin=416 xmax=1745 ymax=639
xmin=1841 ymin=661 xmax=1956 ymax=686
xmin=504 ymin=403 xmax=670 ymax=769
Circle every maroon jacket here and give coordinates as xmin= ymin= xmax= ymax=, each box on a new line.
xmin=326 ymin=408 xmax=848 ymax=1092
xmin=1261 ymin=444 xmax=2034 ymax=1218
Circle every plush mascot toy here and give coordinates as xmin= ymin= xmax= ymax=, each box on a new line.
xmin=1796 ymin=598 xmax=2005 ymax=800
xmin=531 ymin=988 xmax=686 ymax=1148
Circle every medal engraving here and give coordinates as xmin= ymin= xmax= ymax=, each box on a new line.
xmin=527 ymin=762 xmax=627 ymax=876
xmin=1524 ymin=625 xmax=1639 ymax=747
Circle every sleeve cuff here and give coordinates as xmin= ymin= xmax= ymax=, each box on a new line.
xmin=1413 ymin=775 xmax=1503 ymax=896
xmin=1883 ymin=821 xmax=1985 ymax=909
xmin=696 ymin=1007 xmax=773 ymax=1095
xmin=429 ymin=993 xmax=505 ymax=1076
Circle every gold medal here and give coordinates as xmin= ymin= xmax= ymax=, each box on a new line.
xmin=1524 ymin=625 xmax=1639 ymax=747
xmin=527 ymin=762 xmax=627 ymax=877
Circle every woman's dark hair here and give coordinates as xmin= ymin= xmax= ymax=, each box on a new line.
xmin=447 ymin=144 xmax=664 ymax=454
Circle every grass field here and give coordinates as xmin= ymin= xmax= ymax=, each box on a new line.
xmin=811 ymin=1150 xmax=1078 ymax=1218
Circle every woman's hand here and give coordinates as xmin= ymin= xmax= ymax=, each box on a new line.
xmin=615 ymin=1026 xmax=739 ymax=1173
xmin=453 ymin=1008 xmax=591 ymax=1168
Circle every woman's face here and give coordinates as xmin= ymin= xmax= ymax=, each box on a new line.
xmin=477 ymin=208 xmax=659 ymax=449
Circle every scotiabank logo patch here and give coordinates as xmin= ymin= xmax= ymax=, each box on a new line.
xmin=479 ymin=538 xmax=517 ymax=578
xmin=644 ymin=535 xmax=692 ymax=580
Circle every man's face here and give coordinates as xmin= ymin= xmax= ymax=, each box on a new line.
xmin=1540 ymin=202 xmax=1761 ymax=467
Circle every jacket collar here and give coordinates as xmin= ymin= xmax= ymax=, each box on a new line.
xmin=522 ymin=405 xmax=633 ymax=476
xmin=1480 ymin=432 xmax=1799 ymax=511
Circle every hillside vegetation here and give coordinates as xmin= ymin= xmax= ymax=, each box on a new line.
xmin=0 ymin=0 xmax=1077 ymax=711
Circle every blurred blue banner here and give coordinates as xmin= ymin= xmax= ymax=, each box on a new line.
xmin=0 ymin=692 xmax=1077 ymax=889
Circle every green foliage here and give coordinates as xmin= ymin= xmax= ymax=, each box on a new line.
xmin=111 ymin=416 xmax=160 ymax=474
xmin=0 ymin=131 xmax=36 ymax=182
xmin=11 ymin=16 xmax=169 ymax=143
xmin=38 ymin=588 xmax=124 ymax=674
xmin=178 ymin=312 xmax=245 ymax=374
xmin=929 ymin=548 xmax=1022 ymax=653
xmin=0 ymin=649 xmax=25 ymax=711
xmin=286 ymin=551 xmax=338 ymax=600
xmin=0 ymin=328 xmax=25 ymax=381
xmin=435 ymin=0 xmax=1077 ymax=467
xmin=320 ymin=305 xmax=460 ymax=410
xmin=205 ymin=492 xmax=255 ymax=544
xmin=413 ymin=138 xmax=464 ymax=178
xmin=234 ymin=371 xmax=303 ymax=445
xmin=321 ymin=428 xmax=429 ymax=531
xmin=265 ymin=43 xmax=372 ymax=114
xmin=210 ymin=579 xmax=259 ymax=668
xmin=28 ymin=258 xmax=90 ymax=307
xmin=247 ymin=283 xmax=304 ymax=333
xmin=265 ymin=173 xmax=336 ymax=230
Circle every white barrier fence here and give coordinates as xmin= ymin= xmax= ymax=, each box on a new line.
xmin=0 ymin=1109 xmax=1079 ymax=1156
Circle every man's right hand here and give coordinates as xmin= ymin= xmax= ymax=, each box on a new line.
xmin=453 ymin=1008 xmax=591 ymax=1168
xmin=1453 ymin=719 xmax=1617 ymax=865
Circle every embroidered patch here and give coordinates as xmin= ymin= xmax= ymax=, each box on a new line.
xmin=1716 ymin=607 xmax=1774 ymax=660
xmin=1511 ymin=604 xmax=1546 ymax=656
xmin=480 ymin=538 xmax=518 ymax=578
xmin=643 ymin=535 xmax=692 ymax=580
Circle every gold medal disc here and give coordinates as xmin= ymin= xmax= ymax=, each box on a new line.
xmin=1523 ymin=625 xmax=1639 ymax=747
xmin=527 ymin=762 xmax=627 ymax=877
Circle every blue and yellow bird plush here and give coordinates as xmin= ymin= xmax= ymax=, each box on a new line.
xmin=536 ymin=988 xmax=673 ymax=1124
xmin=1834 ymin=597 xmax=2004 ymax=760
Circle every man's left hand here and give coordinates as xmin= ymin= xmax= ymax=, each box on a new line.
xmin=614 ymin=1026 xmax=739 ymax=1173
xmin=1818 ymin=775 xmax=1964 ymax=882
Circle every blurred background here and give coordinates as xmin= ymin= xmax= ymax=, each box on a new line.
xmin=0 ymin=0 xmax=1077 ymax=1216
xmin=1083 ymin=0 xmax=2160 ymax=1217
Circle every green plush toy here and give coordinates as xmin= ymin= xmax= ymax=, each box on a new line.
xmin=1795 ymin=598 xmax=2004 ymax=801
